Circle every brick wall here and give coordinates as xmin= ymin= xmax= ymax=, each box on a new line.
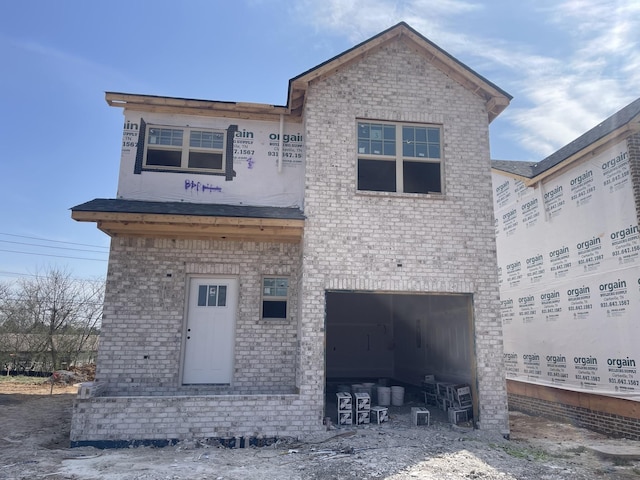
xmin=508 ymin=380 xmax=640 ymax=440
xmin=71 ymin=393 xmax=315 ymax=444
xmin=72 ymin=35 xmax=509 ymax=444
xmin=96 ymin=237 xmax=301 ymax=396
xmin=299 ymin=38 xmax=508 ymax=434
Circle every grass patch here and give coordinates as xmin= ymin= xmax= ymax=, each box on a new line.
xmin=491 ymin=443 xmax=548 ymax=461
xmin=0 ymin=375 xmax=48 ymax=385
xmin=613 ymin=457 xmax=632 ymax=467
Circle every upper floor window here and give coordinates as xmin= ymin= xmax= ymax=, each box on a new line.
xmin=144 ymin=125 xmax=226 ymax=173
xmin=357 ymin=121 xmax=442 ymax=194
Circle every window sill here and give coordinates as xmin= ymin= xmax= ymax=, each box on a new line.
xmin=355 ymin=190 xmax=446 ymax=200
xmin=261 ymin=317 xmax=291 ymax=322
xmin=142 ymin=167 xmax=227 ymax=176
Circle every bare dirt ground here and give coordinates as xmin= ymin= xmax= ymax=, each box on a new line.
xmin=2 ymin=382 xmax=640 ymax=479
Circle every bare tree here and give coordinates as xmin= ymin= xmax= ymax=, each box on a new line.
xmin=0 ymin=268 xmax=103 ymax=373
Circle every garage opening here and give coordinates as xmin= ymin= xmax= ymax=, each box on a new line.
xmin=325 ymin=291 xmax=477 ymax=425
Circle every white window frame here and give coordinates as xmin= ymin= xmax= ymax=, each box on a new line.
xmin=356 ymin=120 xmax=443 ymax=194
xmin=261 ymin=276 xmax=289 ymax=320
xmin=143 ymin=124 xmax=227 ymax=174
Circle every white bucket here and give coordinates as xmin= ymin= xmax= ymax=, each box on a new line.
xmin=362 ymin=382 xmax=376 ymax=401
xmin=391 ymin=386 xmax=405 ymax=406
xmin=377 ymin=386 xmax=391 ymax=406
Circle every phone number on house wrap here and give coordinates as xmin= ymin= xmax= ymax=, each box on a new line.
xmin=268 ymin=151 xmax=302 ymax=158
xmin=609 ymin=378 xmax=639 ymax=385
xmin=600 ymin=300 xmax=629 ymax=308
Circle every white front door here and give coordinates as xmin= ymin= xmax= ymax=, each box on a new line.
xmin=183 ymin=277 xmax=237 ymax=384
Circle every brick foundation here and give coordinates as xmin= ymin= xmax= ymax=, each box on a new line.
xmin=507 ymin=380 xmax=640 ymax=440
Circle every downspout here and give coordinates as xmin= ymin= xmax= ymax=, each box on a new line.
xmin=278 ymin=114 xmax=284 ymax=173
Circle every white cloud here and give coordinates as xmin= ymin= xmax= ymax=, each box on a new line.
xmin=293 ymin=0 xmax=638 ymax=160
xmin=295 ymin=0 xmax=481 ymax=43
xmin=507 ymin=0 xmax=640 ymax=157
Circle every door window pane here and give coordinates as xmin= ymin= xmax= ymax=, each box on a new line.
xmin=207 ymin=286 xmax=217 ymax=306
xmin=197 ymin=285 xmax=208 ymax=306
xmin=217 ymin=285 xmax=227 ymax=306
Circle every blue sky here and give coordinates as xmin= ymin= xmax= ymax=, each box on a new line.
xmin=1 ymin=0 xmax=638 ymax=282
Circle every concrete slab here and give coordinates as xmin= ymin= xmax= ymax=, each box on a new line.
xmin=588 ymin=444 xmax=640 ymax=460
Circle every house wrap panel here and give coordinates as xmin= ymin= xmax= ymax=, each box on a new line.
xmin=493 ymin=140 xmax=640 ymax=399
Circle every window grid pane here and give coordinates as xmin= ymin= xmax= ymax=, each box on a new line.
xmin=358 ymin=122 xmax=395 ymax=156
xmin=149 ymin=128 xmax=183 ymax=146
xmin=263 ymin=277 xmax=288 ymax=298
xmin=190 ymin=130 xmax=224 ymax=149
xmin=402 ymin=126 xmax=440 ymax=159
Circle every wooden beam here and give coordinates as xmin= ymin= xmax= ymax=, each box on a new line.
xmin=72 ymin=211 xmax=304 ymax=228
xmin=105 ymin=93 xmax=301 ymax=122
xmin=97 ymin=221 xmax=302 ymax=237
xmin=101 ymin=229 xmax=301 ymax=243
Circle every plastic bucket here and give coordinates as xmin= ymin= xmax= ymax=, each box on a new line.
xmin=391 ymin=386 xmax=405 ymax=406
xmin=362 ymin=382 xmax=376 ymax=401
xmin=377 ymin=386 xmax=391 ymax=406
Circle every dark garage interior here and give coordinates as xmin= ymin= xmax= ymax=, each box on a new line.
xmin=324 ymin=291 xmax=477 ymax=425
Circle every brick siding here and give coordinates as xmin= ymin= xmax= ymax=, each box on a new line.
xmin=71 ymin=36 xmax=508 ymax=444
xmin=97 ymin=237 xmax=301 ymax=396
xmin=300 ymin=39 xmax=508 ymax=434
xmin=508 ymin=389 xmax=640 ymax=440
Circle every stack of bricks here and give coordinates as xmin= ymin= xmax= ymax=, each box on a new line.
xmin=336 ymin=392 xmax=353 ymax=426
xmin=446 ymin=384 xmax=473 ymax=424
xmin=354 ymin=392 xmax=371 ymax=425
xmin=336 ymin=391 xmax=372 ymax=426
xmin=422 ymin=378 xmax=474 ymax=425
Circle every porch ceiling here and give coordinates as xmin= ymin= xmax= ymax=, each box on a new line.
xmin=72 ymin=210 xmax=304 ymax=243
xmin=71 ymin=199 xmax=305 ymax=243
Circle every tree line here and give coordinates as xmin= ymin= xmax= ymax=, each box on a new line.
xmin=0 ymin=268 xmax=103 ymax=375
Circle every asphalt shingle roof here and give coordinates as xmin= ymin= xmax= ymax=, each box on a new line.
xmin=492 ymin=97 xmax=640 ymax=178
xmin=71 ymin=198 xmax=305 ymax=220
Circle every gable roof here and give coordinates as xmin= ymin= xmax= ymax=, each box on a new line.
xmin=288 ymin=22 xmax=512 ymax=122
xmin=492 ymin=97 xmax=640 ymax=185
xmin=106 ymin=22 xmax=511 ymax=123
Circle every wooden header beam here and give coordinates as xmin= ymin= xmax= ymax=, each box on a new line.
xmin=72 ymin=211 xmax=304 ymax=244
